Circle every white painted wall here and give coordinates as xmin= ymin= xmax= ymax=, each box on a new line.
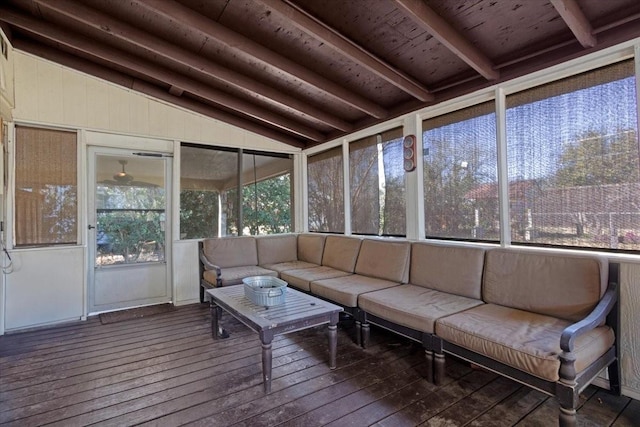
xmin=4 ymin=247 xmax=84 ymax=330
xmin=0 ymin=29 xmax=14 ymax=121
xmin=4 ymin=50 xmax=300 ymax=332
xmin=620 ymin=263 xmax=640 ymax=400
xmin=0 ymin=27 xmax=13 ymax=336
xmin=173 ymin=240 xmax=200 ymax=303
xmin=12 ymin=53 xmax=297 ymax=152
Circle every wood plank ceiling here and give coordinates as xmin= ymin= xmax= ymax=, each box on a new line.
xmin=1 ymin=0 xmax=640 ymax=149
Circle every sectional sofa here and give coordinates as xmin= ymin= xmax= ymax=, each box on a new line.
xmin=198 ymin=233 xmax=620 ymax=427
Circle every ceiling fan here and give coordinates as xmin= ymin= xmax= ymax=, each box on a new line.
xmin=100 ymin=160 xmax=159 ymax=187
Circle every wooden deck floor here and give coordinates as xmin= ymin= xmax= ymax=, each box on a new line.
xmin=1 ymin=303 xmax=638 ymax=426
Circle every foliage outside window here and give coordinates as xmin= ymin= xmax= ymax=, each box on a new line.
xmin=308 ymin=146 xmax=345 ymax=232
xmin=349 ymin=127 xmax=406 ymax=236
xmin=506 ymin=60 xmax=639 ymax=251
xmin=180 ymin=145 xmax=291 ymax=238
xmin=15 ymin=126 xmax=77 ymax=247
xmin=180 ymin=145 xmax=236 ymax=239
xmin=423 ymin=103 xmax=498 ymax=240
xmin=180 ymin=190 xmax=219 ymax=239
xmin=238 ymin=174 xmax=291 ymax=235
xmin=96 ymin=185 xmax=165 ymax=265
xmin=226 ymin=152 xmax=292 ymax=235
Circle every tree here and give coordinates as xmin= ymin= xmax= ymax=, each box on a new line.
xmin=552 ymin=129 xmax=640 ymax=237
xmin=383 ymin=175 xmax=406 ymax=235
xmin=555 ymin=129 xmax=639 ymax=186
xmin=180 ymin=190 xmax=219 ymax=239
xmin=225 ymin=174 xmax=291 ymax=235
xmin=96 ymin=184 xmax=165 ymax=264
xmin=423 ymin=138 xmax=489 ymax=237
xmin=99 ymin=211 xmax=164 ymax=262
xmin=243 ymin=174 xmax=291 ymax=235
xmin=349 ymin=143 xmax=380 ymax=234
xmin=43 ymin=184 xmax=77 ymax=243
xmin=308 ymin=154 xmax=344 ymax=232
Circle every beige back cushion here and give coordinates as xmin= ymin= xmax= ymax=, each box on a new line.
xmin=321 ymin=235 xmax=362 ymax=272
xmin=202 ymin=236 xmax=258 ymax=268
xmin=410 ymin=243 xmax=485 ymax=299
xmin=483 ymin=248 xmax=608 ymax=322
xmin=256 ymin=234 xmax=298 ymax=266
xmin=297 ymin=234 xmax=326 ymax=264
xmin=355 ymin=239 xmax=410 ymax=283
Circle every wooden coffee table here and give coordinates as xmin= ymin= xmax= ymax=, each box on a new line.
xmin=206 ymin=285 xmax=343 ymax=393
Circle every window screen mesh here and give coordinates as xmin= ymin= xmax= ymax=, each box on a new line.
xmin=240 ymin=152 xmax=292 ymax=235
xmin=349 ymin=127 xmax=405 ymax=236
xmin=422 ymin=102 xmax=498 ymax=240
xmin=506 ymin=59 xmax=639 ymax=250
xmin=180 ymin=145 xmax=231 ymax=239
xmin=180 ymin=145 xmax=291 ymax=237
xmin=308 ymin=146 xmax=345 ymax=232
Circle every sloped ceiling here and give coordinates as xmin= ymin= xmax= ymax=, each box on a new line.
xmin=1 ymin=0 xmax=640 ymax=149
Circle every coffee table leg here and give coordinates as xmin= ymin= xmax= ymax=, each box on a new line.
xmin=210 ymin=301 xmax=221 ymax=340
xmin=328 ymin=317 xmax=338 ymax=369
xmin=261 ymin=332 xmax=274 ymax=393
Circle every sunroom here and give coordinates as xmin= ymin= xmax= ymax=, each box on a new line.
xmin=1 ymin=0 xmax=640 ymax=425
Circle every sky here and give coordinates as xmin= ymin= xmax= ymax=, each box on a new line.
xmin=422 ymin=75 xmax=638 ymax=182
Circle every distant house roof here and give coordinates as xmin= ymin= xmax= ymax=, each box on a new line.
xmin=465 ymin=180 xmax=538 ymax=200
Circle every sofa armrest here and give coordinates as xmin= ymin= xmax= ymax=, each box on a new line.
xmin=560 ymin=281 xmax=618 ymax=353
xmin=199 ymin=249 xmax=222 ymax=279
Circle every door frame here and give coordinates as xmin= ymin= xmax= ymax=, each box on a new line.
xmin=86 ymin=145 xmax=173 ymax=314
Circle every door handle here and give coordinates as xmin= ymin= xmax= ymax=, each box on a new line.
xmin=88 ymin=225 xmax=96 ymax=230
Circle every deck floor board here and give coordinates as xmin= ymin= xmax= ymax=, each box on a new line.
xmin=0 ymin=303 xmax=632 ymax=427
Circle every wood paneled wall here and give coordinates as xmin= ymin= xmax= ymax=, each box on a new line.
xmin=621 ymin=262 xmax=640 ymax=398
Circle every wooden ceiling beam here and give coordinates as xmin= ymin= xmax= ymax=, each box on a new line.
xmin=0 ymin=7 xmax=326 ymax=142
xmin=393 ymin=0 xmax=499 ymax=81
xmin=27 ymin=0 xmax=353 ymax=132
xmin=132 ymin=0 xmax=388 ymax=119
xmin=550 ymin=0 xmax=597 ymax=48
xmin=259 ymin=0 xmax=434 ymax=102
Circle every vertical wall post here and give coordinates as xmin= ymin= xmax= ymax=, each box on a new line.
xmin=237 ymin=148 xmax=243 ymax=235
xmin=404 ymin=113 xmax=424 ymax=240
xmin=342 ymin=139 xmax=351 ymax=235
xmin=495 ymin=88 xmax=511 ymax=247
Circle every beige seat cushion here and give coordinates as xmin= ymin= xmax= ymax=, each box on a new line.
xmin=259 ymin=234 xmax=322 ymax=273
xmin=435 ymin=303 xmax=615 ymax=381
xmin=297 ymin=234 xmax=326 ymax=265
xmin=410 ymin=242 xmax=485 ymax=299
xmin=310 ymin=274 xmax=401 ymax=307
xmin=201 ymin=236 xmax=258 ymax=268
xmin=321 ymin=235 xmax=362 ymax=273
xmin=280 ymin=266 xmax=352 ymax=292
xmin=256 ymin=234 xmax=298 ymax=266
xmin=355 ymin=239 xmax=410 ymax=283
xmin=204 ymin=266 xmax=278 ymax=287
xmin=261 ymin=260 xmax=320 ymax=274
xmin=359 ymin=285 xmax=483 ymax=333
xmin=483 ymin=248 xmax=608 ymax=322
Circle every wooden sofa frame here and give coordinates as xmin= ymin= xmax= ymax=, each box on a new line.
xmin=435 ymin=270 xmax=620 ymax=427
xmin=197 ymin=234 xmax=621 ymax=426
xmin=360 ymin=262 xmax=621 ymax=427
xmin=199 ymin=241 xmax=215 ymax=302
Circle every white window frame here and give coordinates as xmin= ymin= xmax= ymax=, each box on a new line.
xmin=301 ymin=38 xmax=640 ymax=261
